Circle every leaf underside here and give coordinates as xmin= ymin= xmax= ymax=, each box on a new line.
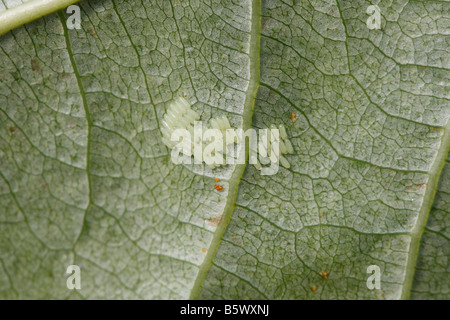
xmin=0 ymin=0 xmax=448 ymax=299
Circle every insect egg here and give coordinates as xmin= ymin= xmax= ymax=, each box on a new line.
xmin=178 ymin=96 xmax=191 ymax=109
xmin=161 ymin=137 xmax=172 ymax=148
xmin=210 ymin=118 xmax=219 ymax=130
xmin=184 ymin=111 xmax=197 ymax=124
xmin=160 ymin=123 xmax=170 ymax=135
xmin=171 ymin=99 xmax=186 ymax=114
xmin=261 ymin=132 xmax=269 ymax=149
xmin=161 ymin=119 xmax=172 ymax=131
xmin=161 ymin=98 xmax=237 ymax=169
xmin=166 ymin=107 xmax=181 ymax=120
xmin=188 ymin=126 xmax=195 ymax=138
xmin=164 ymin=115 xmax=177 ymax=128
xmin=187 ymin=109 xmax=200 ymax=121
xmin=217 ymin=118 xmax=227 ymax=130
xmin=213 ymin=118 xmax=221 ymax=129
xmin=254 ymin=123 xmax=294 ymax=170
xmin=285 ymin=139 xmax=294 ymax=154
xmin=269 ymin=145 xmax=278 ymax=163
xmin=280 ymin=155 xmax=290 ymax=168
xmin=258 ymin=140 xmax=267 ymax=155
xmin=279 ymin=140 xmax=287 ymax=154
xmin=269 ymin=153 xmax=278 ymax=164
xmin=221 ymin=115 xmax=231 ymax=129
xmin=253 ymin=159 xmax=262 ymax=170
xmin=161 ymin=97 xmax=198 ymax=149
xmin=208 ymin=115 xmax=235 ymax=151
xmin=259 ymin=154 xmax=270 ymax=165
xmin=278 ymin=124 xmax=287 ymax=139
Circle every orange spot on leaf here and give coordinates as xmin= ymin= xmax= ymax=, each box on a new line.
xmin=291 ymin=113 xmax=297 ymax=123
xmin=206 ymin=215 xmax=222 ymax=228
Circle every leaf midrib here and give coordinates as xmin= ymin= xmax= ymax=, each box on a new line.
xmin=188 ymin=0 xmax=262 ymax=300
xmin=401 ymin=119 xmax=450 ymax=299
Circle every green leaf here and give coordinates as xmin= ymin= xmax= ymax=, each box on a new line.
xmin=411 ymin=154 xmax=450 ymax=299
xmin=0 ymin=0 xmax=448 ymax=300
xmin=197 ymin=0 xmax=450 ymax=300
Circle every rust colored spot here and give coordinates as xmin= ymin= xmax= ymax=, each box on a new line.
xmin=31 ymin=59 xmax=42 ymax=74
xmin=91 ymin=27 xmax=98 ymax=37
xmin=214 ymin=184 xmax=224 ymax=192
xmin=206 ymin=215 xmax=222 ymax=228
xmin=215 ymin=178 xmax=219 ymax=182
xmin=406 ymin=183 xmax=427 ymax=192
xmin=201 ymin=248 xmax=207 ymax=253
xmin=291 ymin=113 xmax=297 ymax=123
xmin=311 ymin=286 xmax=317 ymax=292
xmin=320 ymin=271 xmax=328 ymax=279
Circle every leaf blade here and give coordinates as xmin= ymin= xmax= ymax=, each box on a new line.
xmin=199 ymin=0 xmax=450 ymax=300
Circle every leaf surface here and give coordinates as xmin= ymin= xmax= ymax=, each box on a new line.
xmin=0 ymin=0 xmax=448 ymax=299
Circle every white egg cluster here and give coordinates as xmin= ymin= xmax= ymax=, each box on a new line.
xmin=161 ymin=97 xmax=234 ymax=169
xmin=209 ymin=115 xmax=232 ymax=138
xmin=205 ymin=115 xmax=236 ymax=169
xmin=160 ymin=97 xmax=200 ymax=151
xmin=160 ymin=98 xmax=294 ymax=171
xmin=253 ymin=124 xmax=294 ymax=170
